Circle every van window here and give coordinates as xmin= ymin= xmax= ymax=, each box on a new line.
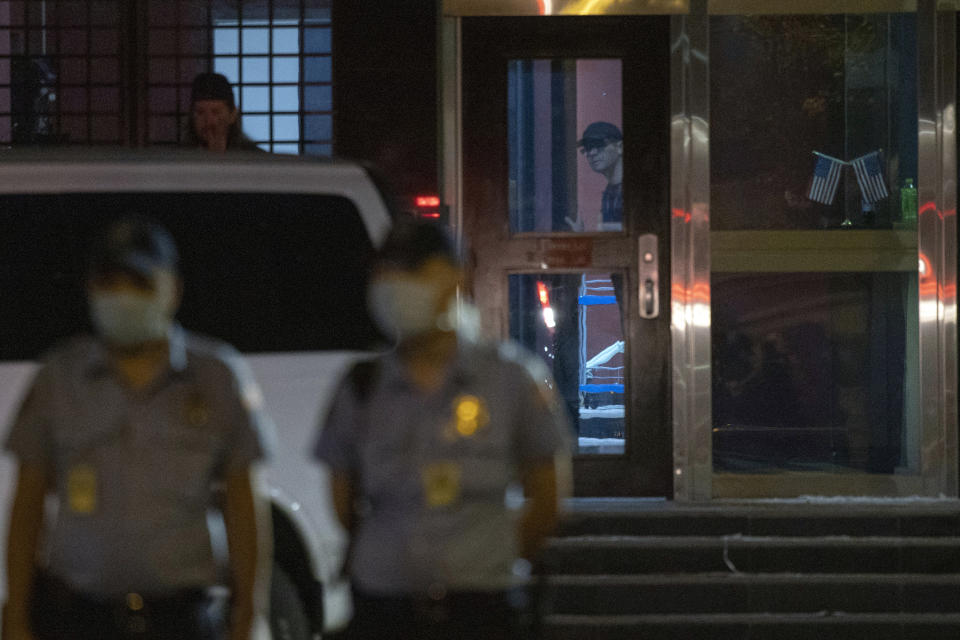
xmin=0 ymin=192 xmax=379 ymax=359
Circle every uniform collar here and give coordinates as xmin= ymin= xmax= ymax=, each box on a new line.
xmin=85 ymin=323 xmax=189 ymax=379
xmin=381 ymin=335 xmax=476 ymax=391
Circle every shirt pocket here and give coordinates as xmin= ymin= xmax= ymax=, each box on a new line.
xmin=52 ymin=415 xmax=126 ymax=460
xmin=443 ymin=431 xmax=514 ymax=502
xmin=152 ymin=424 xmax=222 ymax=502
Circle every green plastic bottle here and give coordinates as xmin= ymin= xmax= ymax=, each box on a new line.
xmin=900 ymin=178 xmax=918 ymax=227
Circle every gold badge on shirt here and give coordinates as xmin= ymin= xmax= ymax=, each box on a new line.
xmin=421 ymin=461 xmax=461 ymax=508
xmin=67 ymin=464 xmax=98 ymax=515
xmin=444 ymin=394 xmax=490 ymax=441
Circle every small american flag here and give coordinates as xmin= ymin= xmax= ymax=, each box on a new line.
xmin=851 ymin=150 xmax=889 ymax=203
xmin=808 ymin=153 xmax=844 ymax=205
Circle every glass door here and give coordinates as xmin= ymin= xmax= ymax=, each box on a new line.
xmin=460 ymin=16 xmax=672 ymax=496
xmin=703 ymin=3 xmax=956 ymax=498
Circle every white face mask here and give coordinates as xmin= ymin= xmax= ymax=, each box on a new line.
xmin=367 ymin=279 xmax=446 ymax=342
xmin=89 ymin=276 xmax=176 ymax=347
xmin=435 ymin=298 xmax=482 ymax=342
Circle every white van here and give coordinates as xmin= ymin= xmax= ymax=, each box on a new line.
xmin=0 ymin=149 xmax=395 ymax=638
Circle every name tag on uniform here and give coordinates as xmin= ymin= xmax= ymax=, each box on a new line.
xmin=67 ymin=464 xmax=98 ymax=514
xmin=422 ymin=461 xmax=461 ymax=508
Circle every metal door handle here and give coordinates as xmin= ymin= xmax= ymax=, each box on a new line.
xmin=643 ymin=279 xmax=656 ymax=316
xmin=638 ymin=234 xmax=659 ymax=319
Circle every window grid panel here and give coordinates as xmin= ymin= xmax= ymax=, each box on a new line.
xmin=0 ymin=1 xmax=125 ymax=144
xmin=0 ymin=0 xmax=333 ymax=149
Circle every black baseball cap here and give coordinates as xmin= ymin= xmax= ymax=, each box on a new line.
xmin=577 ymin=121 xmax=623 ymax=147
xmin=87 ymin=218 xmax=179 ymax=279
xmin=374 ymin=216 xmax=459 ymax=271
xmin=190 ymin=72 xmax=236 ymax=109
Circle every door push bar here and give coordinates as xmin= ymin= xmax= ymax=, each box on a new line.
xmin=638 ymin=234 xmax=659 ymax=319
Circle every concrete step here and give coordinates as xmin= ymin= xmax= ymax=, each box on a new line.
xmin=559 ymin=500 xmax=960 ymax=538
xmin=541 ymin=612 xmax=960 ymax=640
xmin=542 ymin=573 xmax=960 ymax=615
xmin=542 ymin=535 xmax=960 ymax=574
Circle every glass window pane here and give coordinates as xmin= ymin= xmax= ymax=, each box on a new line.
xmin=149 ymin=87 xmax=177 ymax=113
xmin=149 ymin=116 xmax=177 ymax=142
xmin=303 ymin=56 xmax=331 ymax=82
xmin=304 ymin=27 xmax=330 ymax=54
xmin=304 ymin=5 xmax=331 ymax=25
xmin=179 ymin=58 xmax=206 ymax=84
xmin=273 ymin=57 xmax=299 ymax=83
xmin=150 ymin=58 xmax=178 ymax=84
xmin=90 ymin=115 xmax=120 ymax=142
xmin=90 ymin=88 xmax=119 ymax=113
xmin=272 ymin=143 xmax=299 ymax=155
xmin=0 ymin=193 xmax=377 ymax=357
xmin=214 ymin=57 xmax=240 ymax=84
xmin=242 ymin=114 xmax=270 ymax=141
xmin=148 ymin=29 xmax=178 ymax=55
xmin=241 ymin=56 xmax=269 ymax=83
xmin=304 ymin=85 xmax=331 ymax=112
xmin=272 ymin=86 xmax=299 ymax=112
xmin=242 ymin=85 xmax=269 ymax=112
xmin=59 ymin=30 xmax=87 ymax=55
xmin=148 ymin=1 xmax=178 ymax=26
xmin=60 ymin=57 xmax=88 ymax=84
xmin=304 ymin=114 xmax=331 ymax=141
xmin=180 ymin=29 xmax=209 ymax=56
xmin=60 ymin=115 xmax=87 ymax=142
xmin=180 ymin=2 xmax=208 ymax=26
xmin=508 ymin=59 xmax=623 ymax=233
xmin=211 ymin=0 xmax=240 ymax=23
xmin=60 ymin=88 xmax=86 ymax=113
xmin=241 ymin=28 xmax=270 ymax=54
xmin=90 ymin=58 xmax=120 ymax=85
xmin=510 ymin=272 xmax=626 ymax=455
xmin=91 ymin=1 xmax=120 ymax=26
xmin=710 ymin=14 xmax=918 ymax=230
xmin=214 ymin=28 xmax=239 ymax=55
xmin=273 ymin=27 xmax=299 ymax=54
xmin=712 ymin=271 xmax=919 ymax=473
xmin=90 ymin=29 xmax=120 ymax=56
xmin=273 ymin=114 xmax=299 ymax=140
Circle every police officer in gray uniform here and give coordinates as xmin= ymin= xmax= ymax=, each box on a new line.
xmin=313 ymin=219 xmax=572 ymax=640
xmin=3 ymin=218 xmax=272 ymax=640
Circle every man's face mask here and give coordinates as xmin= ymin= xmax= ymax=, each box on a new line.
xmin=367 ymin=278 xmax=446 ymax=342
xmin=88 ymin=272 xmax=177 ymax=347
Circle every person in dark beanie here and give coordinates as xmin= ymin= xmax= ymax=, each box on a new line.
xmin=183 ymin=72 xmax=261 ymax=152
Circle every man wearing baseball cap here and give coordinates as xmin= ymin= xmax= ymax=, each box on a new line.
xmin=3 ymin=218 xmax=273 ymax=640
xmin=568 ymin=121 xmax=623 ymax=232
xmin=184 ymin=72 xmax=261 ymax=152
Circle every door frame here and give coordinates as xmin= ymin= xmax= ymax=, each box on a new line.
xmin=455 ymin=16 xmax=673 ymax=496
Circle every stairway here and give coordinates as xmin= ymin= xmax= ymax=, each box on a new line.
xmin=538 ymin=499 xmax=960 ymax=640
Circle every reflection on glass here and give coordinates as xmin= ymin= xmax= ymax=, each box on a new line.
xmin=711 ymin=272 xmax=919 ymax=474
xmin=509 ymin=273 xmax=626 ymax=455
xmin=710 ymin=14 xmax=917 ymax=230
xmin=508 ymin=59 xmax=623 ymax=233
